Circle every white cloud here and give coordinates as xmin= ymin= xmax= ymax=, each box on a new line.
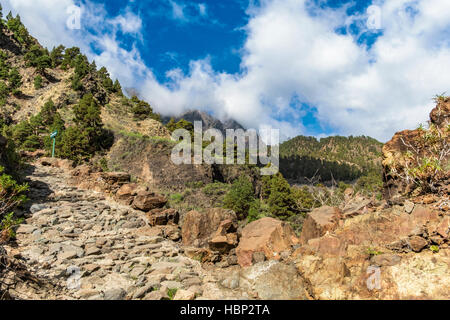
xmin=3 ymin=0 xmax=450 ymax=142
xmin=169 ymin=0 xmax=185 ymax=21
xmin=138 ymin=0 xmax=450 ymax=142
xmin=198 ymin=3 xmax=207 ymax=17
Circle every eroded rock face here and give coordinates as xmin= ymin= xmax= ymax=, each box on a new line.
xmin=300 ymin=206 xmax=343 ymax=244
xmin=70 ymin=165 xmax=131 ymax=194
xmin=106 ymin=136 xmax=215 ymax=191
xmin=209 ymin=219 xmax=239 ymax=254
xmin=181 ymin=208 xmax=237 ymax=248
xmin=382 ymin=99 xmax=450 ymax=198
xmin=115 ymin=183 xmax=139 ymax=205
xmin=147 ymin=208 xmax=179 ymax=226
xmin=132 ymin=192 xmax=167 ymax=211
xmin=239 ymin=261 xmax=309 ymax=300
xmin=236 ymin=217 xmax=299 ymax=267
xmin=292 ymin=201 xmax=450 ymax=300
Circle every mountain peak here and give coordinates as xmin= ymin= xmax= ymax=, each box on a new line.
xmin=162 ymin=110 xmax=245 ymax=134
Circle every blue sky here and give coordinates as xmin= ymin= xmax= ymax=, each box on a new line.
xmin=87 ymin=0 xmax=248 ymax=79
xmin=3 ymin=0 xmax=450 ymax=142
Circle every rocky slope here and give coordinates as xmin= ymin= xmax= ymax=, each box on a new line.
xmin=0 ymin=160 xmax=310 ymax=300
xmin=383 ymin=97 xmax=449 ymax=199
xmin=288 ymin=101 xmax=449 ymax=299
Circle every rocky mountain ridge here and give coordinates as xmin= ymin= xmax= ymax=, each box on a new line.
xmin=162 ymin=110 xmax=245 ymax=135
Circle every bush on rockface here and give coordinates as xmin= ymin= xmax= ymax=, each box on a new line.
xmin=0 ymin=166 xmax=28 ymax=241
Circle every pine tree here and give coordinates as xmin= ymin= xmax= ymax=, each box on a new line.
xmin=223 ymin=175 xmax=255 ymax=219
xmin=8 ymin=68 xmax=21 ymax=90
xmin=113 ymin=79 xmax=122 ymax=95
xmin=50 ymin=45 xmax=65 ymax=67
xmin=262 ymin=173 xmax=297 ymax=220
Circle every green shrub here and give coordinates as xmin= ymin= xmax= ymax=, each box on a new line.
xmin=8 ymin=68 xmax=22 ymax=90
xmin=0 ymin=166 xmax=28 ymax=220
xmin=59 ymin=126 xmax=90 ymax=163
xmin=202 ymin=182 xmax=230 ymax=197
xmin=169 ymin=193 xmax=184 ymax=204
xmin=262 ymin=173 xmax=297 ymax=220
xmin=167 ymin=288 xmax=178 ymax=300
xmin=247 ymin=199 xmax=270 ymax=223
xmin=0 ymin=212 xmax=24 ymax=240
xmin=166 ymin=118 xmax=194 ymax=135
xmin=430 ymin=245 xmax=439 ymax=253
xmin=223 ymin=175 xmax=255 ymax=219
xmin=34 ymin=75 xmax=42 ymax=89
xmin=355 ymin=171 xmax=383 ymax=196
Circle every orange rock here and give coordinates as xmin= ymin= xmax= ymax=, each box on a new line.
xmin=436 ymin=216 xmax=450 ymax=239
xmin=422 ymin=195 xmax=437 ymax=204
xmin=300 ymin=206 xmax=343 ymax=244
xmin=181 ymin=208 xmax=237 ymax=248
xmin=132 ymin=192 xmax=167 ymax=211
xmin=115 ymin=183 xmax=138 ymax=205
xmin=236 ymin=217 xmax=299 ymax=267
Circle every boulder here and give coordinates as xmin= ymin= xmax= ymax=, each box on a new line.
xmin=132 ymin=192 xmax=167 ymax=211
xmin=300 ymin=206 xmax=343 ymax=244
xmin=382 ymin=100 xmax=449 ymax=198
xmin=404 ymin=200 xmax=415 ymax=214
xmin=342 ymin=197 xmax=372 ymax=218
xmin=181 ymin=208 xmax=237 ymax=247
xmin=239 ymin=261 xmax=308 ymax=300
xmin=436 ymin=216 xmax=450 ymax=240
xmin=173 ymin=289 xmax=196 ymax=301
xmin=370 ymin=253 xmax=402 ymax=267
xmin=147 ymin=209 xmax=179 ymax=226
xmin=115 ymin=183 xmax=139 ymax=205
xmin=102 ymin=172 xmax=131 ymax=186
xmin=209 ymin=234 xmax=238 ymax=254
xmin=236 ymin=217 xmax=299 ymax=267
xmin=208 ymin=219 xmax=239 ymax=254
xmin=409 ymin=236 xmax=428 ymax=252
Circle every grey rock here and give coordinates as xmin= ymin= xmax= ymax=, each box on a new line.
xmin=30 ymin=204 xmax=48 ymax=214
xmin=103 ymin=288 xmax=127 ymax=300
xmin=404 ymin=200 xmax=415 ymax=214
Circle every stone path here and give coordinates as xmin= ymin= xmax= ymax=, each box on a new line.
xmin=5 ymin=163 xmax=265 ymax=300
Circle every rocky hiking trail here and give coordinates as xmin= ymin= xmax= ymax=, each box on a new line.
xmin=2 ymin=162 xmax=306 ymax=300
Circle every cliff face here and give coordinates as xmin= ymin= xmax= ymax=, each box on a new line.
xmin=383 ymin=98 xmax=450 ymax=199
xmin=106 ymin=133 xmax=216 ymax=191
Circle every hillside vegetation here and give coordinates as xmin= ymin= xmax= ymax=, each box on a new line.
xmin=280 ymin=135 xmax=383 ymax=183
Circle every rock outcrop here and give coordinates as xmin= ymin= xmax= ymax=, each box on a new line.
xmin=106 ymin=134 xmax=216 ymax=191
xmin=300 ymin=206 xmax=343 ymax=244
xmin=291 ymin=202 xmax=450 ymax=299
xmin=181 ymin=208 xmax=237 ymax=248
xmin=383 ymin=98 xmax=450 ymax=199
xmin=236 ymin=217 xmax=299 ymax=267
xmin=132 ymin=192 xmax=167 ymax=212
